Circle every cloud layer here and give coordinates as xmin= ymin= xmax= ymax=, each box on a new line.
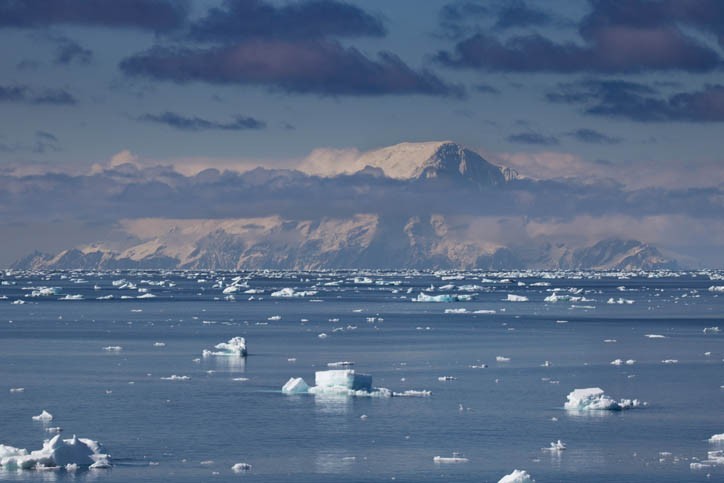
xmin=121 ymin=40 xmax=463 ymax=97
xmin=437 ymin=0 xmax=724 ymax=72
xmin=138 ymin=112 xmax=266 ymax=131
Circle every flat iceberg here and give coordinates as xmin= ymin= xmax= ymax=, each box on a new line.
xmin=202 ymin=336 xmax=247 ymax=357
xmin=0 ymin=434 xmax=111 ymax=471
xmin=505 ymin=294 xmax=528 ymax=302
xmin=498 ymin=469 xmax=534 ymax=483
xmin=564 ymin=387 xmax=645 ymax=411
xmin=281 ymin=369 xmax=429 ymax=398
xmin=433 ymin=453 xmax=468 ymax=464
xmin=271 ymin=287 xmax=318 ymax=298
xmin=709 ymin=433 xmax=724 ymax=443
xmin=315 ymin=369 xmax=372 ymax=391
xmin=414 ymin=293 xmax=458 ymax=302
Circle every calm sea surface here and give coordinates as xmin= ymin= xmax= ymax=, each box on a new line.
xmin=1 ymin=270 xmax=722 ymax=482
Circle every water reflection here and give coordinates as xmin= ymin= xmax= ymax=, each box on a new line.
xmin=314 ymin=450 xmax=357 ymax=474
xmin=203 ymin=354 xmax=246 ymax=373
xmin=314 ymin=393 xmax=351 ymax=415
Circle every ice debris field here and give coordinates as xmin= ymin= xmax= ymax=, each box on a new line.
xmin=1 ymin=268 xmax=723 ymax=482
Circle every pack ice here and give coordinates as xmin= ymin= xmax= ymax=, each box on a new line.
xmin=0 ymin=434 xmax=111 ymax=470
xmin=202 ymin=337 xmax=247 ymax=357
xmin=564 ymin=387 xmax=645 ymax=411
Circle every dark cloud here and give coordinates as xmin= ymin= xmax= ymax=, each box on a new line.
xmin=0 ymin=0 xmax=187 ymax=31
xmin=0 ymin=84 xmax=77 ymax=105
xmin=494 ymin=0 xmax=555 ymax=30
xmin=138 ymin=112 xmax=266 ymax=131
xmin=35 ymin=130 xmax=58 ymax=142
xmin=0 ymin=130 xmax=60 ymax=153
xmin=54 ymin=37 xmax=92 ymax=65
xmin=437 ymin=0 xmax=723 ymax=72
xmin=507 ymin=132 xmax=560 ymax=146
xmin=120 ymin=40 xmax=464 ymax=98
xmin=189 ymin=0 xmax=385 ymax=42
xmin=474 ymin=83 xmax=500 ymax=94
xmin=436 ymin=30 xmax=720 ymax=72
xmin=565 ymin=128 xmax=622 ymax=144
xmin=439 ymin=1 xmax=489 ymax=39
xmin=548 ymin=80 xmax=724 ymax=122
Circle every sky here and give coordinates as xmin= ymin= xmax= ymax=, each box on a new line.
xmin=1 ymin=0 xmax=723 ymax=267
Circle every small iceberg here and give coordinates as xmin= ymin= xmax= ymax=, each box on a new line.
xmin=202 ymin=337 xmax=247 ymax=357
xmin=542 ymin=440 xmax=566 ymax=451
xmin=271 ymin=287 xmax=318 ymax=298
xmin=433 ymin=453 xmax=468 ymax=464
xmin=564 ymin=387 xmax=645 ymax=411
xmin=32 ymin=410 xmax=53 ymax=422
xmin=414 ymin=293 xmax=461 ymax=303
xmin=0 ymin=434 xmax=111 ymax=471
xmin=281 ymin=369 xmax=429 ymax=398
xmin=709 ymin=433 xmax=724 ymax=443
xmin=505 ymin=294 xmax=528 ymax=302
xmin=231 ymin=462 xmax=252 ymax=472
xmin=498 ymin=469 xmax=535 ymax=483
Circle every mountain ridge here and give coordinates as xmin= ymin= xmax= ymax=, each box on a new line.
xmin=12 ymin=216 xmax=677 ymax=271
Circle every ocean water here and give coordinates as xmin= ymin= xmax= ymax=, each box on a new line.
xmin=0 ymin=270 xmax=722 ymax=482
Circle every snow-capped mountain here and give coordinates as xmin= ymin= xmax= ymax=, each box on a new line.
xmin=301 ymin=141 xmax=513 ymax=189
xmin=13 ymin=216 xmax=675 ymax=271
xmin=7 ymin=140 xmax=685 ymax=270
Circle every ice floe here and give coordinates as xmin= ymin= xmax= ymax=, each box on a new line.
xmin=709 ymin=433 xmax=724 ymax=443
xmin=160 ymin=375 xmax=190 ymax=381
xmin=271 ymin=287 xmax=318 ymax=298
xmin=413 ymin=292 xmax=472 ymax=302
xmin=564 ymin=387 xmax=645 ymax=411
xmin=542 ymin=440 xmax=566 ymax=451
xmin=505 ymin=294 xmax=528 ymax=302
xmin=433 ymin=453 xmax=468 ymax=463
xmin=231 ymin=462 xmax=252 ymax=472
xmin=32 ymin=410 xmax=53 ymax=422
xmin=498 ymin=469 xmax=535 ymax=482
xmin=0 ymin=434 xmax=111 ymax=471
xmin=202 ymin=336 xmax=247 ymax=357
xmin=282 ymin=369 xmax=430 ymax=398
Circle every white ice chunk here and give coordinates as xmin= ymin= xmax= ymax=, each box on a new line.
xmin=505 ymin=294 xmax=528 ymax=302
xmin=543 ymin=440 xmax=566 ymax=451
xmin=315 ymin=370 xmax=372 ymax=391
xmin=282 ymin=377 xmax=310 ymax=395
xmin=202 ymin=336 xmax=247 ymax=357
xmin=414 ymin=293 xmax=454 ymax=302
xmin=498 ymin=469 xmax=535 ymax=483
xmin=709 ymin=433 xmax=724 ymax=442
xmin=231 ymin=462 xmax=252 ymax=472
xmin=271 ymin=287 xmax=318 ymax=298
xmin=32 ymin=410 xmax=53 ymax=422
xmin=433 ymin=453 xmax=468 ymax=464
xmin=564 ymin=387 xmax=645 ymax=411
xmin=0 ymin=434 xmax=110 ymax=471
